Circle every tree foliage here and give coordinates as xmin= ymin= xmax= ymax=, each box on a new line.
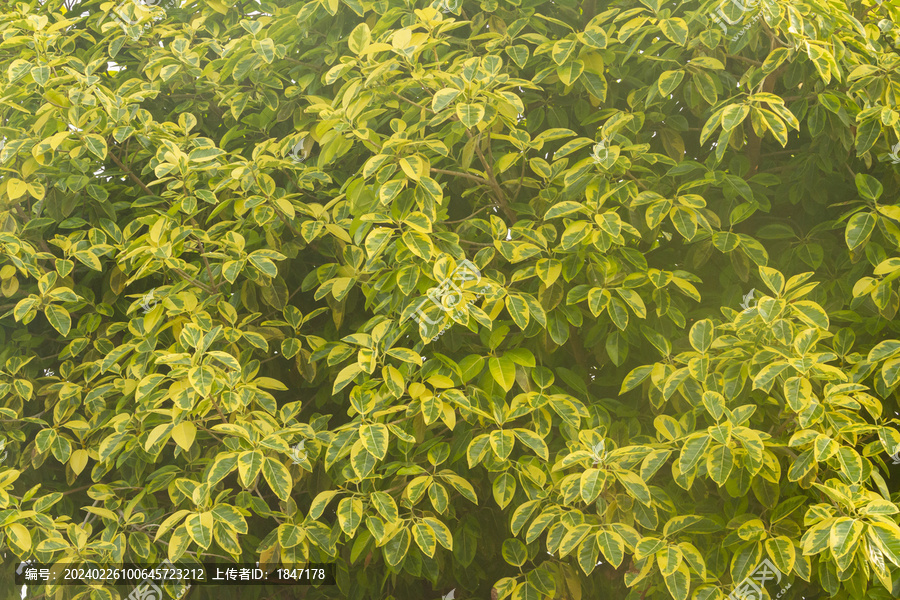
xmin=1 ymin=0 xmax=900 ymax=599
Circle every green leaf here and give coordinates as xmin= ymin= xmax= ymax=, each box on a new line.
xmin=615 ymin=470 xmax=651 ymax=505
xmin=758 ymin=266 xmax=785 ymax=296
xmin=791 ymin=301 xmax=829 ymax=330
xmin=845 ymin=211 xmax=876 ymax=251
xmin=206 ymin=452 xmax=238 ymax=486
xmin=658 ymin=70 xmax=684 ymax=96
xmin=721 ymin=104 xmax=750 ymax=132
xmin=337 ymin=497 xmax=364 ymax=535
xmin=502 ymin=538 xmax=528 ymax=566
xmin=765 ymin=536 xmax=796 ymax=574
xmin=679 ymin=434 xmax=711 ymax=474
xmin=664 ymin=562 xmax=690 ymax=600
xmin=83 ymin=134 xmax=107 ymax=160
xmin=237 ymin=450 xmax=264 ymax=488
xmin=689 ymin=319 xmax=713 ymax=353
xmin=456 ymin=103 xmax=485 ymax=128
xmin=620 ymin=365 xmax=652 ymax=394
xmin=278 ymin=523 xmax=306 ymax=548
xmin=671 ymin=207 xmax=697 ymax=240
xmin=513 ymin=429 xmax=548 ymax=461
xmin=489 ymin=430 xmax=516 ymax=460
xmin=489 ymin=356 xmax=516 ymax=392
xmin=492 ymin=472 xmax=516 ymax=509
xmin=412 ymin=521 xmax=437 ymax=557
xmin=706 ymin=445 xmax=734 ymax=486
xmin=359 ymin=423 xmax=389 ymax=460
xmin=552 ymin=39 xmax=576 ymax=65
xmin=44 ymin=305 xmax=71 ymax=336
xmin=608 ymin=297 xmax=629 ymax=330
xmin=188 ymin=365 xmax=215 ymax=397
xmin=347 ymin=23 xmax=370 ymax=54
xmin=185 ymin=512 xmax=214 ymax=550
xmin=596 ymin=530 xmax=625 ymax=568
xmin=262 ymin=457 xmax=292 ymax=502
xmin=433 ymin=88 xmax=460 ymax=112
xmin=383 ymin=528 xmax=410 ymax=567
xmin=659 ymin=17 xmax=688 ymax=45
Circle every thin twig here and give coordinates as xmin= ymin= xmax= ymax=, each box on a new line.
xmin=430 ymin=167 xmax=489 ymax=186
xmin=391 ymin=92 xmax=435 ymax=115
xmin=468 ymin=131 xmax=515 ymax=222
xmin=444 ymin=205 xmax=496 ymax=224
xmin=625 ymin=172 xmax=648 ymax=190
xmin=171 ymin=267 xmax=217 ymax=294
xmin=196 ymin=239 xmax=220 ymax=292
xmin=108 ymin=148 xmax=155 ymax=197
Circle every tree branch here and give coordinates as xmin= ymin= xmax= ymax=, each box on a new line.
xmin=108 ymin=147 xmax=155 ymax=197
xmin=468 ymin=131 xmax=515 ymax=222
xmin=171 ymin=267 xmax=217 ymax=294
xmin=196 ymin=239 xmax=220 ymax=293
xmin=430 ymin=167 xmax=489 ymax=186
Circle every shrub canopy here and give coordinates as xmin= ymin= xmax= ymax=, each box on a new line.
xmin=1 ymin=0 xmax=900 ymax=599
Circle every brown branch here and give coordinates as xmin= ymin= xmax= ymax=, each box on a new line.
xmin=171 ymin=266 xmax=217 ymax=294
xmin=12 ymin=205 xmax=52 ymax=253
xmin=625 ymin=172 xmax=648 ymax=190
xmin=444 ymin=204 xmax=497 ymax=224
xmin=196 ymin=239 xmax=220 ymax=292
xmin=271 ymin=203 xmax=301 ymax=238
xmin=430 ymin=167 xmax=490 ymax=185
xmin=468 ymin=131 xmax=515 ymax=222
xmin=391 ymin=92 xmax=435 ymax=115
xmin=108 ymin=147 xmax=155 ymax=197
